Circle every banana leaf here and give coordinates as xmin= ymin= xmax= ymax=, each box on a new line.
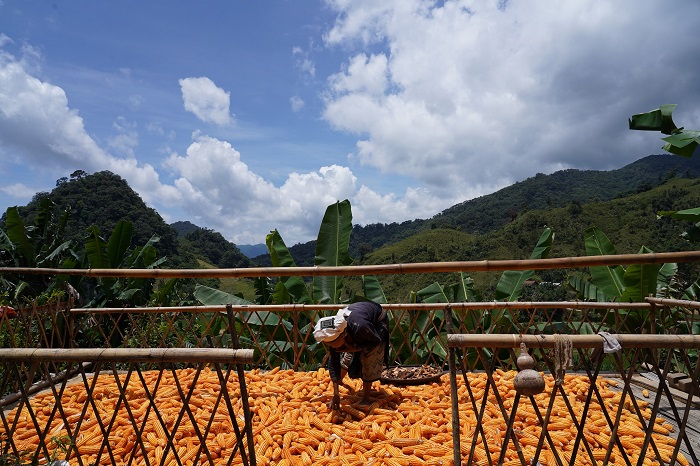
xmin=496 ymin=227 xmax=553 ymax=301
xmin=584 ymin=227 xmax=625 ymax=299
xmin=656 ymin=262 xmax=678 ymax=296
xmin=266 ymin=229 xmax=312 ymax=304
xmin=108 ymin=220 xmax=133 ymax=268
xmin=313 ymin=200 xmax=353 ymax=304
xmin=662 ymin=130 xmax=700 ymax=158
xmin=628 ymin=104 xmax=677 ymax=134
xmin=620 ymin=246 xmax=660 ymax=302
xmin=361 ymin=275 xmax=387 ymax=303
xmin=4 ymin=207 xmax=34 ymax=265
xmin=194 ymin=285 xmax=253 ymax=306
xmin=568 ymin=273 xmax=609 ymax=302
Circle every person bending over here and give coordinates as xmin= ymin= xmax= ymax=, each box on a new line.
xmin=313 ymin=301 xmax=389 ymax=410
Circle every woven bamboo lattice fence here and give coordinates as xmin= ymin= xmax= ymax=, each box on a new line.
xmin=1 ymin=251 xmax=699 ymax=465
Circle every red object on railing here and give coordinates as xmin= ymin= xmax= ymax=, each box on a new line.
xmin=0 ymin=305 xmax=17 ymax=318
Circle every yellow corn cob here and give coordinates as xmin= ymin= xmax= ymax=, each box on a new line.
xmin=389 ymin=438 xmax=423 ymax=447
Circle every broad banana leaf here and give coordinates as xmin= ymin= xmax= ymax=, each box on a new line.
xmin=313 ymin=200 xmax=353 ymax=304
xmin=40 ymin=240 xmax=73 ymax=265
xmin=449 ymin=272 xmax=481 ymax=331
xmin=35 ymin=197 xmax=54 ymax=241
xmin=568 ymin=273 xmax=608 ymax=302
xmin=658 ymin=207 xmax=700 ymax=242
xmin=361 ymin=275 xmax=387 ymax=303
xmin=629 ymin=105 xmax=699 ymax=157
xmin=661 ymin=130 xmax=700 ymax=158
xmin=194 ymin=285 xmax=253 ymax=306
xmin=496 ymin=227 xmax=553 ymax=301
xmin=658 ymin=207 xmax=700 ymax=222
xmin=655 ymin=262 xmax=678 ymax=297
xmin=584 ymin=227 xmax=625 ymax=299
xmin=254 ymin=277 xmax=273 ymax=305
xmin=151 ymin=278 xmax=179 ymax=306
xmin=107 ymin=220 xmax=133 ymax=268
xmin=455 ymin=272 xmax=480 ymax=302
xmin=135 ymin=243 xmax=161 ymax=269
xmin=628 ymin=104 xmax=677 ymax=134
xmin=620 ymin=246 xmax=661 ymax=302
xmin=4 ymin=207 xmax=34 ymax=265
xmin=682 ymin=278 xmax=700 ymax=301
xmin=266 ymin=230 xmax=312 ymax=304
xmin=84 ymin=225 xmax=109 ymax=269
xmin=416 ymin=282 xmax=448 ymax=303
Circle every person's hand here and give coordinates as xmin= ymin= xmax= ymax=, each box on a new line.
xmin=328 ymin=393 xmax=340 ymax=411
xmin=329 ymin=381 xmax=341 ymax=410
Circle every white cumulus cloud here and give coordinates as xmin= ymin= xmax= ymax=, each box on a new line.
xmin=179 ymin=77 xmax=233 ymax=126
xmin=0 ymin=55 xmax=112 ymax=171
xmin=321 ymin=0 xmax=700 ymax=201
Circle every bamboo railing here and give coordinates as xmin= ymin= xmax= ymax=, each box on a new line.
xmin=3 ymin=249 xmax=700 ymax=278
xmin=2 ymin=251 xmax=700 ymax=466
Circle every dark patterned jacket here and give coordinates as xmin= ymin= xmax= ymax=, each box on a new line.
xmin=328 ymin=301 xmax=389 ymax=382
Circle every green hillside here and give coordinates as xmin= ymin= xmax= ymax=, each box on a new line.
xmin=254 ymin=153 xmax=700 ymax=267
xmin=7 ymin=170 xmax=180 ymax=258
xmin=1 ymin=170 xmax=252 ymax=273
xmin=357 ymin=178 xmax=700 ymax=302
xmin=4 ymin=155 xmax=700 ymax=305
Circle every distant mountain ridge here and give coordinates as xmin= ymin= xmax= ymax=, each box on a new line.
xmin=253 ymin=153 xmax=700 ymax=265
xmin=171 ymin=220 xmax=201 ymax=238
xmin=237 ymin=244 xmax=269 ymax=258
xmin=430 ymin=153 xmax=700 ymax=235
xmin=6 ymin=154 xmax=698 ymax=269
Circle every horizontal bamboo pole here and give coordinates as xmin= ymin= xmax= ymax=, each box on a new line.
xmin=646 ymin=296 xmax=700 ymax=310
xmin=2 ymin=250 xmax=700 ymax=279
xmin=447 ymin=333 xmax=700 ymax=349
xmin=71 ymin=301 xmax=654 ymax=314
xmin=0 ymin=348 xmax=255 ymax=364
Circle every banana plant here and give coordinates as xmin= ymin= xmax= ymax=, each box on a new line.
xmin=312 ymin=200 xmax=354 ymax=304
xmin=80 ymin=221 xmax=165 ymax=307
xmin=404 ymin=273 xmax=480 ymax=363
xmin=490 ymin=227 xmax=554 ymax=332
xmin=407 ymin=228 xmax=553 ymax=366
xmin=657 ymin=207 xmax=700 ymax=243
xmin=266 ymin=229 xmax=312 ymax=304
xmin=568 ymin=227 xmax=669 ymax=303
xmin=0 ymin=200 xmax=73 ymax=299
xmin=566 ymin=226 xmax=683 ymax=335
xmin=629 ymin=104 xmax=699 ymax=158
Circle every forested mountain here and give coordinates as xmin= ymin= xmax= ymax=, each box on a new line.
xmin=0 ymin=171 xmax=251 ymax=271
xmin=4 ymin=153 xmax=699 ymax=282
xmin=429 ymin=153 xmax=700 ymax=235
xmin=4 ymin=170 xmax=180 ymax=258
xmin=178 ymin=227 xmax=253 ymax=269
xmin=351 ymin=177 xmax=700 ymax=302
xmin=171 ymin=221 xmax=201 ymax=238
xmin=253 ymin=154 xmax=700 ymax=266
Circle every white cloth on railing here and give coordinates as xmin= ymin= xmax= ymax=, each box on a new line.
xmin=597 ymin=331 xmax=621 ymax=353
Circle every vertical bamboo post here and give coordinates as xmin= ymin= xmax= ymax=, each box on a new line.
xmin=226 ymin=304 xmax=257 ymax=466
xmin=444 ymin=304 xmax=461 ymax=466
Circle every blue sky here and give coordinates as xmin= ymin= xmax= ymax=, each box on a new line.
xmin=1 ymin=1 xmax=699 ymax=246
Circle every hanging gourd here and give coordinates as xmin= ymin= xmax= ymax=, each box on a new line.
xmin=513 ymin=342 xmax=545 ymax=396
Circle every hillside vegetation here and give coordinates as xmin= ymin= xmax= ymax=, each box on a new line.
xmin=255 ymin=154 xmax=700 ymax=266
xmin=3 ymin=154 xmax=700 ymax=304
xmin=1 ymin=171 xmax=252 ymax=273
xmin=356 ymin=178 xmax=700 ymax=301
